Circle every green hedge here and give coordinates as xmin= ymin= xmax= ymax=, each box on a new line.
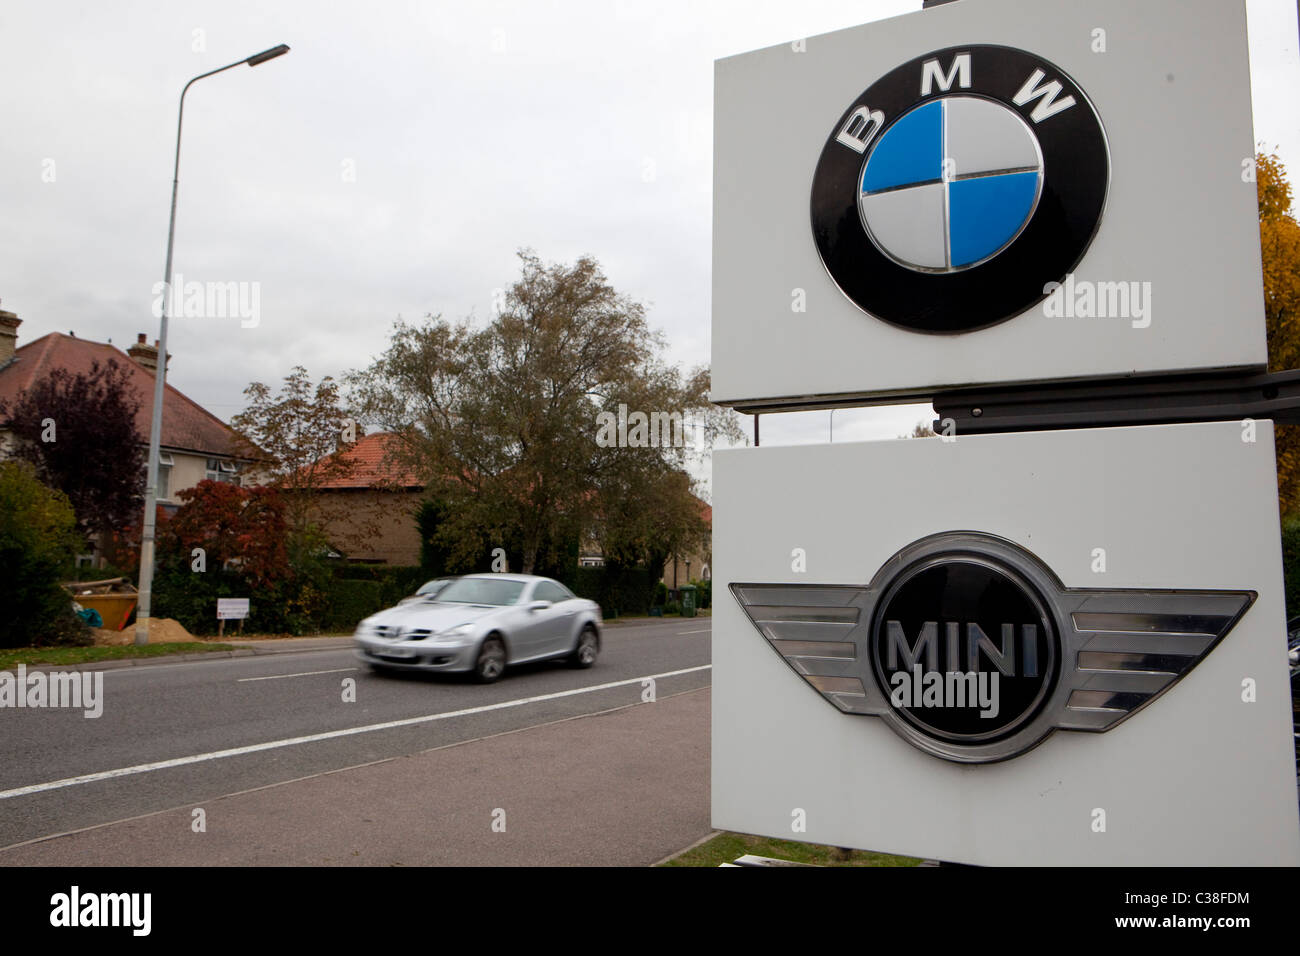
xmin=320 ymin=578 xmax=385 ymax=632
xmin=329 ymin=564 xmax=429 ymax=609
xmin=153 ymin=563 xmax=331 ymax=637
xmin=570 ymin=565 xmax=657 ymax=617
xmin=154 ymin=560 xmax=665 ymax=634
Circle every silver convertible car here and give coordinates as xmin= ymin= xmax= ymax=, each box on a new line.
xmin=354 ymin=573 xmax=602 ymax=682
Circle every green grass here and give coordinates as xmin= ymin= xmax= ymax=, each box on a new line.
xmin=0 ymin=642 xmax=238 ymax=670
xmin=660 ymin=832 xmax=922 ymax=867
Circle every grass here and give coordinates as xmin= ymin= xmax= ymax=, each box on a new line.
xmin=0 ymin=642 xmax=239 ymax=670
xmin=660 ymin=832 xmax=922 ymax=867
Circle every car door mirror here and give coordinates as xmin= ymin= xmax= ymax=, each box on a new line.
xmin=528 ymin=600 xmax=552 ymax=612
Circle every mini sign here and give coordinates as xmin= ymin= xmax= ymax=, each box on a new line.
xmin=713 ymin=422 xmax=1300 ymax=865
xmin=712 ymin=0 xmax=1265 ymax=407
xmin=216 ymin=598 xmax=250 ymax=621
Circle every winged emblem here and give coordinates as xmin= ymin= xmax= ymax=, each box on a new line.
xmin=730 ymin=532 xmax=1255 ymax=762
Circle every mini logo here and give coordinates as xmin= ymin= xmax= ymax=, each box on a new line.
xmin=810 ymin=46 xmax=1109 ymax=334
xmin=731 ymin=532 xmax=1252 ymax=763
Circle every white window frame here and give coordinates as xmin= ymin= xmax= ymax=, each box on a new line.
xmin=157 ymin=452 xmax=175 ymax=501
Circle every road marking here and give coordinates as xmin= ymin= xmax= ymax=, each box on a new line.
xmin=677 ymin=628 xmax=712 ymax=634
xmin=237 ymin=667 xmax=358 ymax=683
xmin=0 ymin=665 xmax=713 ymax=801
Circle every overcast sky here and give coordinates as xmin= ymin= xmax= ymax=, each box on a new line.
xmin=2 ymin=0 xmax=1298 ymax=487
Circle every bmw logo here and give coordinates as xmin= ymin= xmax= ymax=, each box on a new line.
xmin=810 ymin=45 xmax=1109 ymax=334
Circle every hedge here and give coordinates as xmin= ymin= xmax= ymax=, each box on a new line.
xmin=320 ymin=578 xmax=385 ymax=632
xmin=570 ymin=565 xmax=657 ymax=617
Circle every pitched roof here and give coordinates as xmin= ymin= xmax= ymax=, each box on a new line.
xmin=315 ymin=431 xmax=423 ymax=489
xmin=0 ymin=331 xmax=246 ymax=459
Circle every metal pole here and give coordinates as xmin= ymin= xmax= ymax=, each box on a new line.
xmin=135 ymin=48 xmax=289 ymax=645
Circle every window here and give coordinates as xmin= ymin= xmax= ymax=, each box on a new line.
xmin=156 ymin=452 xmax=174 ymax=500
xmin=535 ymin=581 xmax=573 ymax=603
xmin=205 ymin=458 xmax=239 ymax=484
xmin=437 ymin=577 xmax=527 ymax=606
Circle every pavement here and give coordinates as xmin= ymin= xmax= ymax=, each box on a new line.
xmin=0 ymin=686 xmax=712 ymax=867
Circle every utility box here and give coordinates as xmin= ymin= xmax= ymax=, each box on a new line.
xmin=680 ymin=585 xmax=698 ymax=619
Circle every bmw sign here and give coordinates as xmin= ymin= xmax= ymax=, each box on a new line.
xmin=810 ymin=46 xmax=1108 ymax=333
xmin=710 ymin=0 xmax=1265 ymax=406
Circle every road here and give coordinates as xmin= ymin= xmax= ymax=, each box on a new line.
xmin=0 ymin=617 xmax=713 ymax=864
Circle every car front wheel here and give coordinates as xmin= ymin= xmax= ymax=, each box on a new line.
xmin=569 ymin=625 xmax=599 ymax=668
xmin=474 ymin=635 xmax=506 ymax=683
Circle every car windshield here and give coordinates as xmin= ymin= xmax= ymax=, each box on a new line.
xmin=436 ymin=578 xmax=526 ymax=606
xmin=416 ymin=580 xmax=447 ymax=595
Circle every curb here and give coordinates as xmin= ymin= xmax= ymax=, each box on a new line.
xmin=8 ymin=641 xmax=351 ymax=674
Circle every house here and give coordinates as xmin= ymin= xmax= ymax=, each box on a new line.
xmin=312 ymin=431 xmax=425 ymax=565
xmin=0 ymin=306 xmax=259 ymax=563
xmin=662 ymin=501 xmax=711 ymax=592
xmin=308 ymin=430 xmax=711 ymax=576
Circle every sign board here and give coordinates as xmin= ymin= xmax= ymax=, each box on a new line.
xmin=216 ymin=598 xmax=250 ymax=621
xmin=711 ymin=0 xmax=1265 ymax=408
xmin=712 ymin=422 xmax=1300 ymax=865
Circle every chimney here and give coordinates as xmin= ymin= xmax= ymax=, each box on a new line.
xmin=0 ymin=304 xmax=19 ymax=366
xmin=127 ymin=332 xmax=169 ymax=372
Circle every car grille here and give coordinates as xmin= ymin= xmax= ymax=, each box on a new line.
xmin=373 ymin=626 xmax=433 ymax=642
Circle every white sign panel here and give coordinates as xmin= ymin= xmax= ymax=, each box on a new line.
xmin=711 ymin=0 xmax=1265 ymax=408
xmin=712 ymin=422 xmax=1300 ymax=865
xmin=216 ymin=598 xmax=250 ymax=621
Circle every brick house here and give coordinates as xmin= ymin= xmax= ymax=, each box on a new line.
xmin=0 ymin=307 xmax=259 ymax=564
xmin=312 ymin=431 xmax=425 ymax=565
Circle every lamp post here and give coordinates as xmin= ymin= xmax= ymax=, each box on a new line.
xmin=134 ymin=44 xmax=290 ymax=646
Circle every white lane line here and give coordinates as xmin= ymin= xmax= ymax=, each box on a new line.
xmin=0 ymin=664 xmax=712 ymax=800
xmin=237 ymin=667 xmax=358 ymax=683
xmin=677 ymin=628 xmax=712 ymax=634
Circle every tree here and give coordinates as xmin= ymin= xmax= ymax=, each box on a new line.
xmin=0 ymin=461 xmax=83 ymax=647
xmin=0 ymin=359 xmax=144 ymax=548
xmin=160 ymin=480 xmax=289 ymax=587
xmin=900 ymin=420 xmax=935 ymax=438
xmin=229 ymin=366 xmax=358 ymax=552
xmin=350 ymin=250 xmax=740 ymax=573
xmin=1258 ymin=152 xmax=1300 ymax=515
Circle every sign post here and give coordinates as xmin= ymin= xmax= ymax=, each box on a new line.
xmin=216 ymin=597 xmax=250 ymax=639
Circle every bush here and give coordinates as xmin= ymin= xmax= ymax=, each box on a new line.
xmin=653 ymin=581 xmax=668 ymax=607
xmin=329 ymin=565 xmax=428 ymax=609
xmin=570 ymin=564 xmax=657 ymax=617
xmin=664 ymin=600 xmax=681 ymax=616
xmin=321 ymin=578 xmax=385 ymax=632
xmin=0 ymin=461 xmax=84 ymax=648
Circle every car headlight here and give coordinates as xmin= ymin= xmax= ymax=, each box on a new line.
xmin=441 ymin=623 xmax=475 ymax=639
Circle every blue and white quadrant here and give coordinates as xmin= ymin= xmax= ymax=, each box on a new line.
xmin=859 ymin=96 xmax=1043 ymax=272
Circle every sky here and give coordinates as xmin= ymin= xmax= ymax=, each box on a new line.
xmin=2 ymin=0 xmax=1298 ymax=489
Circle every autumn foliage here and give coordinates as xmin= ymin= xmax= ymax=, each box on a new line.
xmin=1258 ymin=152 xmax=1300 ymax=515
xmin=161 ymin=480 xmax=289 ymax=587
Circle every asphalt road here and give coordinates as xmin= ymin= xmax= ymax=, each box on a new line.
xmin=0 ymin=617 xmax=712 ymax=858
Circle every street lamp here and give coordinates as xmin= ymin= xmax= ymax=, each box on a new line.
xmin=134 ymin=44 xmax=290 ymax=646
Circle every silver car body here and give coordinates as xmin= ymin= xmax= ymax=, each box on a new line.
xmin=354 ymin=573 xmax=602 ymax=675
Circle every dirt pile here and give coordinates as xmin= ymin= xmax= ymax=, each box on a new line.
xmin=92 ymin=618 xmax=201 ymax=646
